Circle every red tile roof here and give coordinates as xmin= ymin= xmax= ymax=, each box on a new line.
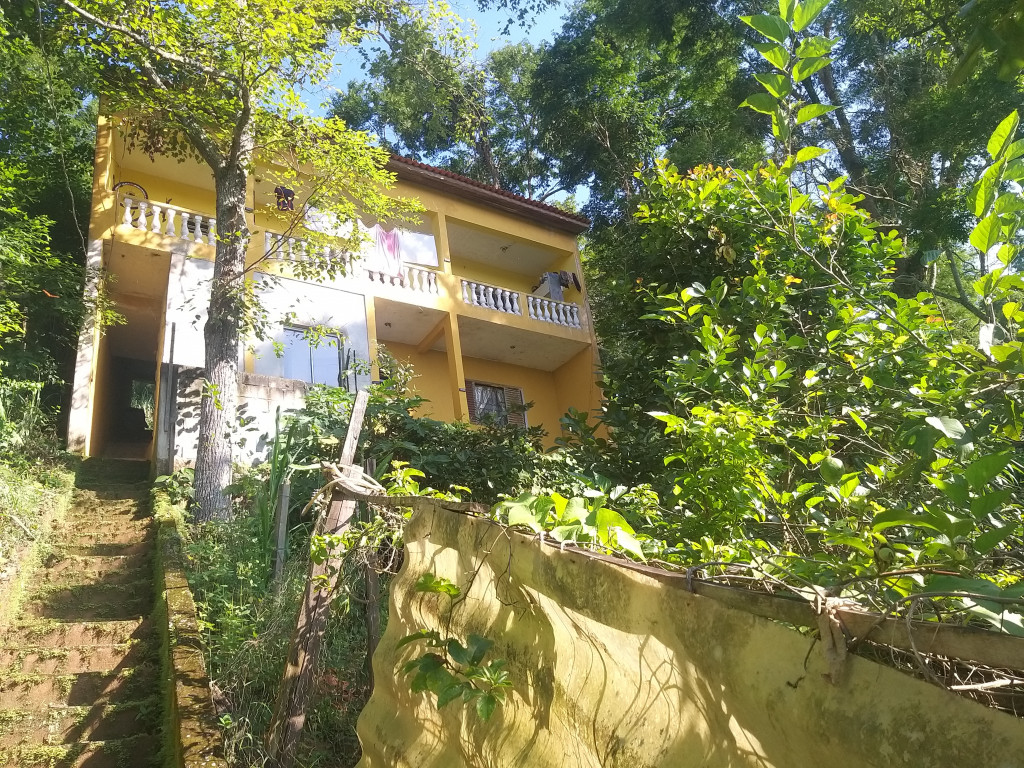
xmin=387 ymin=154 xmax=591 ymax=234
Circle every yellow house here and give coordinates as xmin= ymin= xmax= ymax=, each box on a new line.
xmin=67 ymin=116 xmax=601 ymax=470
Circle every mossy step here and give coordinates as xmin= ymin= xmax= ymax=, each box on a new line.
xmin=56 ymin=542 xmax=151 ymax=560
xmin=0 ymin=732 xmax=159 ymax=767
xmin=0 ymin=664 xmax=159 ymax=710
xmin=0 ymin=640 xmax=156 ymax=676
xmin=57 ymin=528 xmax=152 ymax=549
xmin=53 ymin=525 xmax=151 ymax=545
xmin=21 ymin=584 xmax=151 ymax=623
xmin=0 ymin=699 xmax=160 ymax=748
xmin=0 ymin=620 xmax=152 ymax=651
xmin=35 ymin=558 xmax=152 ymax=589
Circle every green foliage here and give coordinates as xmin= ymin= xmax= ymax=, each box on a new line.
xmin=496 ymin=489 xmax=650 ymax=561
xmin=398 ymin=573 xmax=511 ymax=722
xmin=153 ymin=467 xmax=195 ymax=508
xmin=621 ymin=103 xmax=1024 ymax=632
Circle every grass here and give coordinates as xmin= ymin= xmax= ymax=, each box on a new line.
xmin=180 ymin=505 xmax=385 ymax=767
xmin=0 ymin=458 xmax=76 ymax=630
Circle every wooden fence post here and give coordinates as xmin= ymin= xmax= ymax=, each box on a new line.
xmin=265 ymin=390 xmax=369 ymax=767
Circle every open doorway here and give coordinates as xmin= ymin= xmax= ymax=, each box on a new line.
xmin=102 ymin=356 xmax=157 ymax=460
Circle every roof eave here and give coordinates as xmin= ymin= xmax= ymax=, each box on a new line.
xmin=386 ymin=158 xmax=590 ymax=235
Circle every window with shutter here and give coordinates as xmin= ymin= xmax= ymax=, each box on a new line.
xmin=464 ymin=379 xmax=526 ymax=427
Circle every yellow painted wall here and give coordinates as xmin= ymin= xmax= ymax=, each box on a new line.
xmin=462 ymin=357 xmax=562 ymax=439
xmin=554 ymin=346 xmax=603 ymax=421
xmin=89 ymin=334 xmax=113 ymax=457
xmin=109 ymin=166 xmax=216 ymax=218
xmin=449 ymin=258 xmax=535 ymax=293
xmin=359 ymin=506 xmax=1024 ymax=768
xmin=380 ymin=342 xmax=456 ymax=422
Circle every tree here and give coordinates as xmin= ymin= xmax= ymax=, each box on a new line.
xmin=0 ymin=10 xmax=97 ymax=390
xmin=52 ymin=0 xmax=427 ymax=520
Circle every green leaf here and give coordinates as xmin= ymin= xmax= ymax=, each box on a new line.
xmin=740 ymin=92 xmax=779 ymax=115
xmin=476 ymin=692 xmax=499 ymax=721
xmin=971 ymin=489 xmax=1013 ymax=518
xmin=839 ymin=472 xmax=860 ymax=499
xmin=779 ymin=0 xmax=796 ymax=22
xmin=436 ymin=681 xmax=467 ymax=708
xmin=793 ymin=0 xmax=830 ymax=31
xmin=973 ymin=163 xmax=1002 ymax=216
xmin=397 ymin=629 xmax=442 ymax=649
xmin=795 ymin=35 xmax=835 ymax=57
xmin=795 ymin=146 xmax=828 ymax=163
xmin=792 ymin=56 xmax=830 ymax=82
xmin=465 ymin=633 xmax=494 ymax=666
xmin=1002 ymin=301 xmax=1021 ymax=321
xmin=925 ymin=416 xmax=966 ymax=440
xmin=506 ymin=504 xmax=542 ymax=533
xmin=964 ymin=451 xmax=1013 ymax=490
xmin=414 ymin=573 xmax=461 ymax=597
xmin=564 ymin=496 xmax=589 ymax=524
xmin=988 ymin=110 xmax=1020 ymax=160
xmin=969 ymin=213 xmax=1002 ymax=253
xmin=754 ymin=73 xmax=792 ymax=98
xmin=740 ymin=14 xmax=791 ymax=43
xmin=820 ymin=456 xmax=844 ymax=483
xmin=796 ymin=104 xmax=837 ymax=125
xmin=871 ymin=509 xmax=942 ymax=533
xmin=753 ymin=42 xmax=790 ymax=71
xmin=974 ymin=524 xmax=1019 ymax=554
xmin=614 ymin=528 xmax=648 ymax=561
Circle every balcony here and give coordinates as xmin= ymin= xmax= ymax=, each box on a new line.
xmin=112 ymin=198 xmax=588 ymax=351
xmin=264 ymin=233 xmax=587 ymax=336
xmin=119 ymin=195 xmax=216 ymax=246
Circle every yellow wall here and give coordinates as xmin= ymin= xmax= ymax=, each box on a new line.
xmin=359 ymin=506 xmax=1024 ymax=768
xmin=380 ymin=342 xmax=456 ymax=422
xmin=554 ymin=346 xmax=603 ymax=422
xmin=109 ymin=166 xmax=216 ymax=219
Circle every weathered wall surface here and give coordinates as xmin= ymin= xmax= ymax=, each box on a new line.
xmin=357 ymin=506 xmax=1024 ymax=768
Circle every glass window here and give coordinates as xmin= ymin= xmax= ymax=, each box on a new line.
xmin=281 ymin=327 xmax=345 ymax=387
xmin=473 ymin=383 xmax=508 ymax=425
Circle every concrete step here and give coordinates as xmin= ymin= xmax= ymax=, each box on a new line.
xmin=0 ymin=620 xmax=152 ymax=651
xmin=0 ymin=733 xmax=159 ymax=767
xmin=58 ymin=542 xmax=152 ymax=560
xmin=0 ymin=664 xmax=159 ymax=710
xmin=36 ymin=556 xmax=152 ymax=589
xmin=0 ymin=641 xmax=155 ymax=676
xmin=21 ymin=582 xmax=151 ymax=623
xmin=0 ymin=699 xmax=160 ymax=748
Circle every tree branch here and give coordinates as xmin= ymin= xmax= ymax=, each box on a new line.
xmin=58 ymin=0 xmax=239 ymax=83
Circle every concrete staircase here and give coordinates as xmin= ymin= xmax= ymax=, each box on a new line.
xmin=0 ymin=461 xmax=163 ymax=768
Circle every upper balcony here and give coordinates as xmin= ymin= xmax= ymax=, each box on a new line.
xmin=115 ymin=195 xmax=590 ymax=345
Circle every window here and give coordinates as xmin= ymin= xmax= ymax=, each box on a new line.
xmin=465 ymin=380 xmax=526 ymax=427
xmin=280 ymin=327 xmax=354 ymax=389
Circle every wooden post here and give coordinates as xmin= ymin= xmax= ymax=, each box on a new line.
xmin=265 ymin=390 xmax=369 ymax=767
xmin=273 ymin=480 xmax=291 ymax=580
xmin=361 ymin=457 xmax=380 ymax=688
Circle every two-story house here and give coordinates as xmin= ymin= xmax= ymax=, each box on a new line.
xmin=66 ymin=115 xmax=601 ymax=471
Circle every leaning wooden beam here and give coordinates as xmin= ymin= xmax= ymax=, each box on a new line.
xmin=266 ymin=390 xmax=369 ymax=768
xmin=340 ymin=492 xmax=1024 ymax=674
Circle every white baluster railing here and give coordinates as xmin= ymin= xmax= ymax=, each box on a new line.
xmin=461 ymin=280 xmax=522 ymax=316
xmin=527 ymin=295 xmax=582 ymax=329
xmin=120 ymin=196 xmax=216 ymax=247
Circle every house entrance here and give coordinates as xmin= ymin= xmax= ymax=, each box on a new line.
xmin=102 ymin=356 xmax=158 ymax=460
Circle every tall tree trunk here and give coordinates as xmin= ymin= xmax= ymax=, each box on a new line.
xmin=193 ymin=158 xmax=251 ymax=522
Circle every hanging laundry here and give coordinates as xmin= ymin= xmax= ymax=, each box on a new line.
xmin=274 ymin=186 xmax=295 ymax=211
xmin=374 ymin=225 xmax=404 ymax=278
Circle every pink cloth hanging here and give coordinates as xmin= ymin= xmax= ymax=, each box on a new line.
xmin=374 ymin=226 xmax=403 ymax=278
